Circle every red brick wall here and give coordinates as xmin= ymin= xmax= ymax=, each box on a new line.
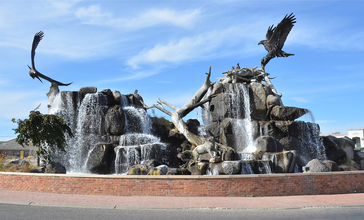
xmin=1 ymin=172 xmax=363 ymax=197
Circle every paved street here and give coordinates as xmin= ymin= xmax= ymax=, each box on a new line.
xmin=1 ymin=189 xmax=364 ymax=209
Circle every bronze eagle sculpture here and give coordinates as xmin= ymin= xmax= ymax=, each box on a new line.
xmin=258 ymin=13 xmax=296 ymax=71
xmin=28 ymin=31 xmax=72 ymax=86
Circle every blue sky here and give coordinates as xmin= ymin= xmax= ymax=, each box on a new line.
xmin=1 ymin=0 xmax=363 ymax=141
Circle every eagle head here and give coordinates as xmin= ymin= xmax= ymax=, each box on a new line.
xmin=258 ymin=40 xmax=266 ymax=46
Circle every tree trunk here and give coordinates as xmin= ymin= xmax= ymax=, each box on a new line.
xmin=143 ymin=67 xmax=235 ymax=160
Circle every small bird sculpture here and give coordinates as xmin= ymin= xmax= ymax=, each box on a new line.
xmin=28 ymin=31 xmax=72 ymax=86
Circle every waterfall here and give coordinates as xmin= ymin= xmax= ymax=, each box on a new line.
xmin=226 ymin=84 xmax=256 ymax=157
xmin=261 ymin=161 xmax=272 ymax=174
xmin=49 ymin=92 xmax=108 ymax=174
xmin=114 ymin=145 xmax=141 ymax=174
xmin=296 ymin=122 xmax=327 ymax=166
xmin=114 ymin=96 xmax=166 ymax=174
xmin=241 ymin=162 xmax=254 ymax=174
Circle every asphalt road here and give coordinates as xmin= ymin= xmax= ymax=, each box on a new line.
xmin=1 ymin=203 xmax=364 ymax=220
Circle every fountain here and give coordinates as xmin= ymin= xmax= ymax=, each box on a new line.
xmin=30 ymin=13 xmax=359 ymax=176
xmin=45 ymin=61 xmax=336 ymax=176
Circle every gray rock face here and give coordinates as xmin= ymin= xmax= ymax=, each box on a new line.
xmin=270 ymin=106 xmax=308 ymax=121
xmin=275 ymin=121 xmax=325 ymax=167
xmin=250 ymin=82 xmax=270 ymax=121
xmin=256 ymin=136 xmax=277 ymax=152
xmin=305 ymin=159 xmax=331 ymax=173
xmin=45 ymin=162 xmax=66 ymax=174
xmin=156 ymin=165 xmax=168 ymax=175
xmin=208 ymin=161 xmax=241 ymax=175
xmin=267 ymin=94 xmax=282 ymax=113
xmin=323 ymin=135 xmax=356 ymax=165
xmin=112 ymin=90 xmax=121 ymax=104
xmin=264 ymin=150 xmax=296 ymax=173
xmin=209 ymin=93 xmax=231 ymax=122
xmin=86 ymin=143 xmax=115 ymax=174
xmin=323 ymin=160 xmax=340 ymax=171
xmin=105 ymin=105 xmax=125 ymax=136
xmin=186 ymin=119 xmax=200 ymax=135
xmin=187 ymin=161 xmax=209 ymax=175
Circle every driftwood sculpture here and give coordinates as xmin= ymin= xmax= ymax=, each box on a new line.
xmin=142 ymin=67 xmax=234 ymax=161
xmin=221 ymin=63 xmax=281 ymax=97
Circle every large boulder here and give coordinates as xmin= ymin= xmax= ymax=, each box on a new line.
xmin=45 ymin=162 xmax=66 ymax=174
xmin=256 ymin=136 xmax=277 ymax=152
xmin=250 ymin=82 xmax=270 ymax=121
xmin=264 ymin=150 xmax=296 ymax=173
xmin=79 ymin=86 xmax=97 ymax=94
xmin=278 ymin=135 xmax=326 ymax=167
xmin=209 ymin=93 xmax=231 ymax=122
xmin=105 ymin=105 xmax=125 ymax=136
xmin=186 ymin=119 xmax=200 ymax=135
xmin=112 ymin=90 xmax=122 ymax=105
xmin=270 ymin=106 xmax=308 ymax=121
xmin=266 ymin=94 xmax=282 ymax=115
xmin=354 ymin=151 xmax=364 ymax=170
xmin=126 ymin=90 xmax=144 ymax=108
xmin=322 ymin=160 xmax=340 ymax=171
xmin=207 ymin=161 xmax=241 ymax=175
xmin=187 ymin=161 xmax=209 ymax=175
xmin=304 ymin=159 xmax=331 ymax=173
xmin=86 ymin=143 xmax=115 ymax=174
xmin=101 ymin=89 xmax=114 ymax=106
xmin=326 ymin=149 xmax=347 ymax=165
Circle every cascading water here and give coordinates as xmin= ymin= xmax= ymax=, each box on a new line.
xmin=227 ymin=83 xmax=256 ymax=157
xmin=114 ymin=95 xmax=166 ymax=174
xmin=49 ymin=92 xmax=108 ymax=173
xmin=241 ymin=162 xmax=254 ymax=174
xmin=295 ymin=122 xmax=327 ymax=166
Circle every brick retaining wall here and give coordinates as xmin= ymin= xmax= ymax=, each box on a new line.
xmin=1 ymin=171 xmax=363 ymax=197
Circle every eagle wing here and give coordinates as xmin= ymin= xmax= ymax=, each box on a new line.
xmin=265 ymin=25 xmax=275 ymax=41
xmin=267 ymin=13 xmax=296 ymax=50
xmin=36 ymin=71 xmax=73 ymax=86
xmin=31 ymin=31 xmax=44 ymax=70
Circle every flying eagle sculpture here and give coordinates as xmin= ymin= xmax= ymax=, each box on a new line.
xmin=258 ymin=13 xmax=296 ymax=71
xmin=28 ymin=31 xmax=72 ymax=86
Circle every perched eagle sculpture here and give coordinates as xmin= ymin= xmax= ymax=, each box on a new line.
xmin=28 ymin=31 xmax=72 ymax=86
xmin=258 ymin=13 xmax=296 ymax=71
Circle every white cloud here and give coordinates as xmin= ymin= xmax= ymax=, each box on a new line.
xmin=126 ymin=26 xmax=261 ymax=69
xmin=98 ymin=69 xmax=161 ymax=83
xmin=123 ymin=8 xmax=201 ymax=29
xmin=0 ymin=92 xmax=48 ymax=119
xmin=75 ymin=5 xmax=200 ymax=30
xmin=291 ymin=97 xmax=309 ymax=103
xmin=289 ymin=18 xmax=364 ymax=52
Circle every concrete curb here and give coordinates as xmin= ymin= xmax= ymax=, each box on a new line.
xmin=1 ymin=200 xmax=364 ymax=210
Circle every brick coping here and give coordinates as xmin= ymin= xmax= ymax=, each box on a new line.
xmin=1 ymin=170 xmax=363 ymax=178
